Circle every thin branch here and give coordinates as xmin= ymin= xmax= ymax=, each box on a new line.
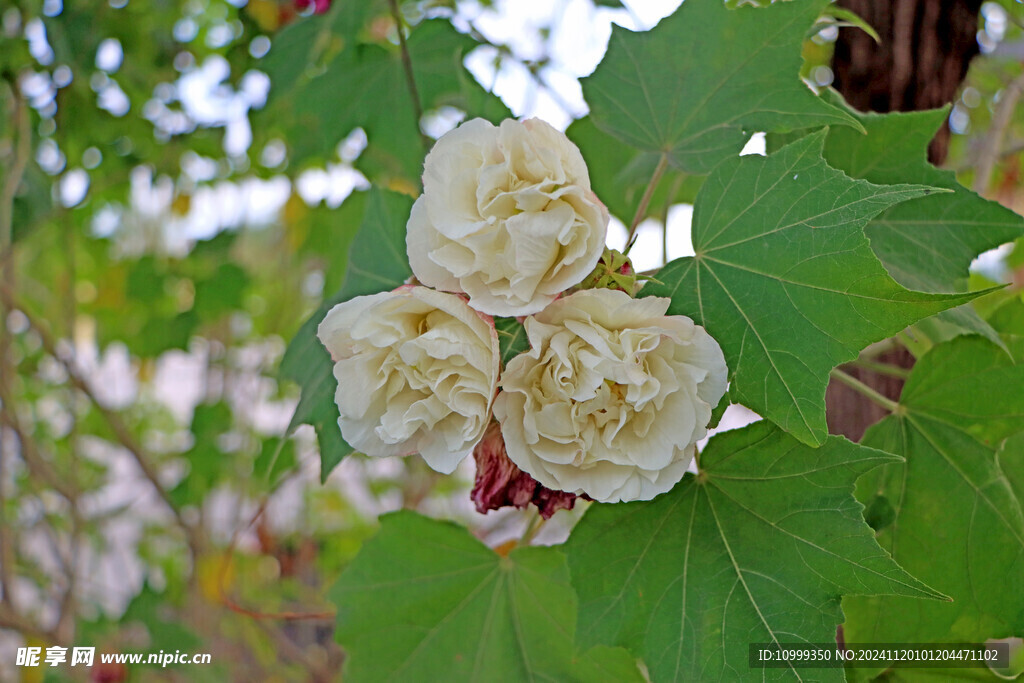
xmin=388 ymin=0 xmax=429 ymax=151
xmin=625 ymin=153 xmax=669 ymax=250
xmin=250 ymin=617 xmax=335 ymax=681
xmin=830 ymin=368 xmax=900 ymax=413
xmin=0 ymin=286 xmax=202 ymax=555
xmin=973 ymin=71 xmax=1024 ymax=194
xmin=952 ymin=138 xmax=1024 ymax=173
xmin=56 ymin=205 xmax=81 ymax=644
xmin=0 ymin=426 xmax=13 ymax=610
xmin=216 ymin=490 xmax=333 ymax=622
xmin=0 ymin=603 xmax=58 ymax=643
xmin=463 ymin=22 xmax=587 ymax=119
xmin=0 ymin=72 xmax=32 ymax=613
xmin=0 ymin=410 xmax=77 ymax=500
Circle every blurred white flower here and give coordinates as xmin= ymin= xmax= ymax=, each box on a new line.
xmin=317 ymin=286 xmax=499 ymax=474
xmin=407 ymin=117 xmax=608 ymax=316
xmin=494 ymin=289 xmax=727 ymax=503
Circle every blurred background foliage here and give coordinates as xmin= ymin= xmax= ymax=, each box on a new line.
xmin=0 ymin=0 xmax=1022 ymax=680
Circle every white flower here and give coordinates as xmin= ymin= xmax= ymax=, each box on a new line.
xmin=317 ymin=286 xmax=500 ymax=474
xmin=493 ymin=289 xmax=727 ymax=503
xmin=407 ymin=118 xmax=609 ymax=317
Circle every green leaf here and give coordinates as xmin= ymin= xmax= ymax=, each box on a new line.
xmin=813 ymin=7 xmax=881 ymax=43
xmin=988 ymin=295 xmax=1024 ymax=361
xmin=581 ymin=0 xmax=860 ymax=174
xmin=253 ymin=437 xmax=297 ymax=488
xmin=122 ymin=583 xmax=203 ymax=653
xmin=814 ymin=100 xmax=1024 ymax=346
xmin=280 ymin=189 xmax=414 ymax=481
xmin=564 ymin=421 xmax=943 ymax=683
xmin=845 ymin=336 xmax=1024 ymax=675
xmin=1001 ymin=433 xmax=1024 ymax=525
xmin=494 ymin=316 xmax=529 ymax=367
xmin=332 ymin=511 xmax=643 ymax=682
xmin=135 ymin=310 xmax=198 ymax=358
xmin=892 ymin=335 xmax=1024 ymax=444
xmin=169 ymin=401 xmax=234 ymax=506
xmin=192 ymin=263 xmax=250 ymax=319
xmin=260 ymin=17 xmax=510 ymax=181
xmin=642 ymin=131 xmax=976 ymax=445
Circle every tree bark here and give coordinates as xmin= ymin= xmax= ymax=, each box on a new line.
xmin=827 ymin=0 xmax=982 ymax=441
xmin=832 ymin=0 xmax=983 ymax=165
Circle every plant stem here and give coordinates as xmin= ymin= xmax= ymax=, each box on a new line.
xmin=625 ymin=152 xmax=669 ymax=250
xmin=388 ymin=0 xmax=429 ymax=152
xmin=829 ymin=368 xmax=900 ymax=413
xmin=519 ymin=508 xmax=544 ymax=546
xmin=849 ymin=359 xmax=910 ymax=379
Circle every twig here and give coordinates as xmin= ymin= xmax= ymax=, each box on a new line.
xmin=973 ymin=71 xmax=1024 ymax=194
xmin=625 ymin=153 xmax=669 ymax=250
xmin=829 ymin=368 xmax=900 ymax=413
xmin=0 ymin=286 xmax=203 ymax=555
xmin=388 ymin=0 xmax=429 ymax=151
xmin=952 ymin=138 xmax=1024 ymax=173
xmin=0 ymin=603 xmax=58 ymax=643
xmin=250 ymin=617 xmax=335 ymax=681
xmin=463 ymin=22 xmax=587 ymax=119
xmin=58 ymin=204 xmax=81 ymax=644
xmin=216 ymin=490 xmax=334 ymax=622
xmin=0 ymin=410 xmax=77 ymax=500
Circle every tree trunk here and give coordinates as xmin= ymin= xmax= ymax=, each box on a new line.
xmin=832 ymin=0 xmax=982 ymax=165
xmin=827 ymin=0 xmax=982 ymax=440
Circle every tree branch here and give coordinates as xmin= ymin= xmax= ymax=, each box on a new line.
xmin=0 ymin=72 xmax=32 ymax=614
xmin=0 ymin=286 xmax=203 ymax=555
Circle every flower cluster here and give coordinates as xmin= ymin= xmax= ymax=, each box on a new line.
xmin=319 ymin=118 xmax=728 ymax=510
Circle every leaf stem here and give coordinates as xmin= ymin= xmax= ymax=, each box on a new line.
xmin=519 ymin=508 xmax=544 ymax=546
xmin=625 ymin=152 xmax=669 ymax=251
xmin=848 ymin=359 xmax=910 ymax=379
xmin=388 ymin=0 xmax=429 ymax=152
xmin=830 ymin=368 xmax=900 ymax=413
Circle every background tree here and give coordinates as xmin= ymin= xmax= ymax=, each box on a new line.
xmin=1 ymin=0 xmax=1023 ymax=680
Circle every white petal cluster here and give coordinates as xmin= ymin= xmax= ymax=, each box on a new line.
xmin=493 ymin=289 xmax=728 ymax=503
xmin=317 ymin=286 xmax=499 ymax=474
xmin=407 ymin=118 xmax=609 ymax=317
xmin=318 ymin=117 xmax=728 ymax=505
